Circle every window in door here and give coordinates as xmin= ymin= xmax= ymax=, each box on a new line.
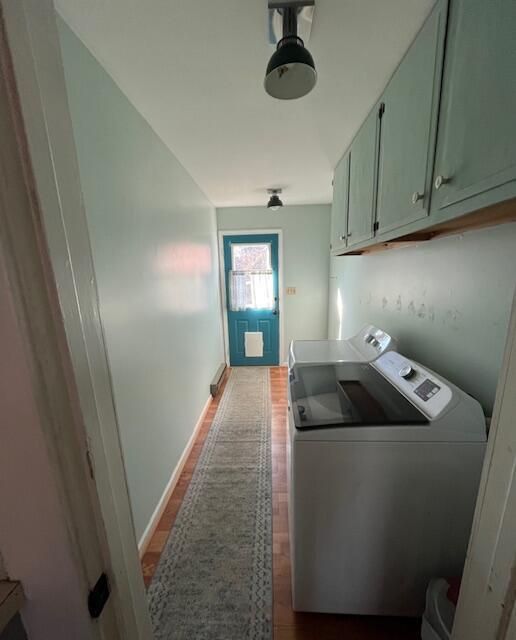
xmin=229 ymin=243 xmax=274 ymax=311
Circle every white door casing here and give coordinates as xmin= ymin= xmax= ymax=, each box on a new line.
xmin=1 ymin=1 xmax=153 ymax=638
xmin=0 ymin=7 xmax=115 ymax=638
xmin=218 ymin=229 xmax=285 ymax=365
xmin=453 ymin=290 xmax=516 ymax=640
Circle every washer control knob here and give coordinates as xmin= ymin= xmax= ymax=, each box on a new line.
xmin=364 ymin=334 xmax=375 ymax=343
xmin=399 ymin=364 xmax=416 ymax=380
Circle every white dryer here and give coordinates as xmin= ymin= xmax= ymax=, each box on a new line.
xmin=287 ymin=351 xmax=486 ymax=617
xmin=288 ymin=325 xmax=396 ymax=369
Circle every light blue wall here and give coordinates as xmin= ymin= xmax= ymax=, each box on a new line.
xmin=58 ymin=21 xmax=225 ymax=540
xmin=217 ymin=205 xmax=331 ymax=362
xmin=328 ymin=223 xmax=516 ymax=414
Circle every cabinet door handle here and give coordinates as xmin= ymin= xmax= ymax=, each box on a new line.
xmin=411 ymin=191 xmax=424 ymax=204
xmin=339 ymin=234 xmax=346 ymax=241
xmin=347 ymin=232 xmax=352 ymax=238
xmin=434 ymin=175 xmax=452 ymax=190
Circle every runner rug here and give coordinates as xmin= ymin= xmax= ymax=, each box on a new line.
xmin=148 ymin=367 xmax=272 ymax=640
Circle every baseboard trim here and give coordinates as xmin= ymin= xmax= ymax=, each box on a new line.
xmin=138 ymin=395 xmax=212 ymax=557
xmin=210 ymin=362 xmax=227 ymax=397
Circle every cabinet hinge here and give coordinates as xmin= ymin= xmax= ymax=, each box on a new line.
xmin=378 ymin=102 xmax=385 ymax=119
xmin=88 ymin=573 xmax=110 ymax=619
xmin=373 ymin=220 xmax=379 ymax=232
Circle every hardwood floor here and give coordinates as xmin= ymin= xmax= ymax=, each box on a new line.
xmin=141 ymin=366 xmax=422 ymax=639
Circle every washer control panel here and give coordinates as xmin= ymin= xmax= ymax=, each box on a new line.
xmin=372 ymin=351 xmax=452 ymax=419
xmin=413 ymin=378 xmax=441 ymax=402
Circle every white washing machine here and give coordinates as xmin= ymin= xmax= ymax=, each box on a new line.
xmin=287 ymin=350 xmax=486 ymax=617
xmin=288 ymin=325 xmax=397 ymax=369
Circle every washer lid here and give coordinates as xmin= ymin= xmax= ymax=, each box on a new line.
xmin=290 ymin=363 xmax=428 ymax=430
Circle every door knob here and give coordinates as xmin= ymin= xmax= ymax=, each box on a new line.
xmin=411 ymin=191 xmax=424 ymax=204
xmin=434 ymin=175 xmax=452 ymax=190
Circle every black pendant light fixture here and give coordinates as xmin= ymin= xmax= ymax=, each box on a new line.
xmin=267 ymin=189 xmax=283 ymax=211
xmin=265 ymin=2 xmax=317 ymax=100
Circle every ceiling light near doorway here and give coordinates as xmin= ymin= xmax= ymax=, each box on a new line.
xmin=264 ymin=1 xmax=317 ymax=100
xmin=267 ymin=189 xmax=283 ymax=211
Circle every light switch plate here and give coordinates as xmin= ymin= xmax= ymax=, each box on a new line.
xmin=286 ymin=287 xmax=296 ymax=295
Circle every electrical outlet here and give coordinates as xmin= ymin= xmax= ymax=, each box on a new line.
xmin=286 ymin=287 xmax=296 ymax=296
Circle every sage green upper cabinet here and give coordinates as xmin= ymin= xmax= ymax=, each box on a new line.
xmin=347 ymin=108 xmax=379 ymax=247
xmin=376 ymin=0 xmax=447 ymax=235
xmin=431 ymin=0 xmax=516 ymax=216
xmin=330 ymin=152 xmax=350 ymax=252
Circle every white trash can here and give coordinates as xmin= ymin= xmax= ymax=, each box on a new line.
xmin=421 ymin=578 xmax=457 ymax=640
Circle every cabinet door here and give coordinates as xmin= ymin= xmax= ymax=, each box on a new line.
xmin=376 ymin=0 xmax=447 ymax=235
xmin=431 ymin=0 xmax=516 ymax=215
xmin=330 ymin=152 xmax=350 ymax=252
xmin=347 ymin=107 xmax=379 ymax=247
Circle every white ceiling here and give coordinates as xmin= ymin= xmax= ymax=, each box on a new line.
xmin=55 ymin=0 xmax=435 ymax=208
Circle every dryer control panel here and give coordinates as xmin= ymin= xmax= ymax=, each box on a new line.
xmin=357 ymin=326 xmax=394 ymax=352
xmin=349 ymin=325 xmax=397 ymax=360
xmin=372 ymin=351 xmax=453 ymax=419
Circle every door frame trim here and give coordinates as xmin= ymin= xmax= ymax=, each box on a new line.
xmin=218 ymin=229 xmax=285 ymax=365
xmin=452 ymin=291 xmax=516 ymax=640
xmin=0 ymin=5 xmax=118 ymax=637
xmin=1 ymin=1 xmax=152 ymax=637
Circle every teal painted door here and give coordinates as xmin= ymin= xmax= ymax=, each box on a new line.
xmin=330 ymin=152 xmax=350 ymax=253
xmin=376 ymin=0 xmax=447 ymax=235
xmin=223 ymin=234 xmax=279 ymax=366
xmin=347 ymin=107 xmax=379 ymax=247
xmin=431 ymin=0 xmax=516 ymax=216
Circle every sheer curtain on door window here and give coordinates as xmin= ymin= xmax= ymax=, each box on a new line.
xmin=229 ymin=270 xmax=274 ymax=311
xmin=229 ymin=243 xmax=274 ymax=311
